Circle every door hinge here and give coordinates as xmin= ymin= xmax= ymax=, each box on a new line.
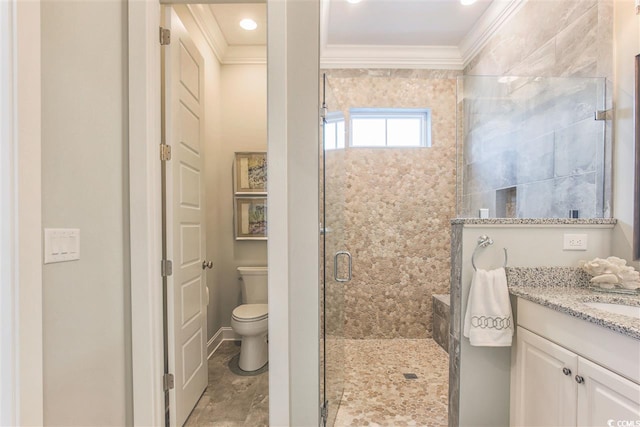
xmin=161 ymin=259 xmax=173 ymax=277
xmin=160 ymin=27 xmax=171 ymax=46
xmin=320 ymin=105 xmax=328 ymax=121
xmin=160 ymin=143 xmax=172 ymax=161
xmin=163 ymin=373 xmax=175 ymax=391
xmin=320 ymin=401 xmax=328 ymax=426
xmin=594 ymin=109 xmax=612 ymax=121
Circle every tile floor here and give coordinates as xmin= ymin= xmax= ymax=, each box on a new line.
xmin=184 ymin=341 xmax=268 ymax=427
xmin=184 ymin=339 xmax=447 ymax=427
xmin=334 ymin=339 xmax=449 ymax=427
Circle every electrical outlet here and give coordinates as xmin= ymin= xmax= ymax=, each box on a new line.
xmin=563 ymin=233 xmax=588 ymax=251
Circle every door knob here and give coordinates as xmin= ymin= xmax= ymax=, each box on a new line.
xmin=202 ymin=260 xmax=213 ymax=270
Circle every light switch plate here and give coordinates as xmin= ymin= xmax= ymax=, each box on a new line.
xmin=44 ymin=228 xmax=80 ymax=263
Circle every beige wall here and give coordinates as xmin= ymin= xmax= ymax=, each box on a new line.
xmin=41 ymin=0 xmax=130 ymax=424
xmin=611 ymin=2 xmax=640 ymax=267
xmin=325 ymin=69 xmax=459 ymax=339
xmin=217 ymin=64 xmax=268 ymax=328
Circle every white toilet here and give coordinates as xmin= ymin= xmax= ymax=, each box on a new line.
xmin=231 ymin=266 xmax=268 ymax=371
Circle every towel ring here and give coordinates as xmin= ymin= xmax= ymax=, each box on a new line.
xmin=471 ymin=235 xmax=508 ymax=271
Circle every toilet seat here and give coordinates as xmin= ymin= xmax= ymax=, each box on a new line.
xmin=232 ymin=304 xmax=268 ymax=322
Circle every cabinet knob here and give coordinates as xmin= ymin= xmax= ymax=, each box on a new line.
xmin=575 ymin=375 xmax=585 ymax=384
xmin=202 ymin=260 xmax=213 ymax=270
xmin=562 ymin=367 xmax=572 ymax=376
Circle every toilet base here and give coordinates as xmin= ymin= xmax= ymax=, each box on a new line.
xmin=238 ymin=333 xmax=268 ymax=372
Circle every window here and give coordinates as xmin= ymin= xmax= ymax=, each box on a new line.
xmin=349 ymin=108 xmax=431 ymax=148
xmin=323 ymin=112 xmax=345 ymax=150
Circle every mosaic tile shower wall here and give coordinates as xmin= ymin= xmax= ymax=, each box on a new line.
xmin=324 ymin=69 xmax=459 ymax=339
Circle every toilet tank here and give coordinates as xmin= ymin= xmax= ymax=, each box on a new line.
xmin=237 ymin=266 xmax=268 ymax=304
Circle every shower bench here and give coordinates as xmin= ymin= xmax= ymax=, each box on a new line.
xmin=432 ymin=294 xmax=450 ymax=353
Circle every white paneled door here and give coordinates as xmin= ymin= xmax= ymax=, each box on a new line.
xmin=164 ymin=7 xmax=207 ymax=427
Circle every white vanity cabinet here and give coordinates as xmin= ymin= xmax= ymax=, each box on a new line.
xmin=511 ymin=299 xmax=640 ymax=427
xmin=513 ymin=327 xmax=578 ymax=426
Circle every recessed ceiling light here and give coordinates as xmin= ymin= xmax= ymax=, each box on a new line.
xmin=239 ymin=18 xmax=257 ymax=31
xmin=460 ymin=0 xmax=477 ymax=4
xmin=347 ymin=0 xmax=362 ymax=4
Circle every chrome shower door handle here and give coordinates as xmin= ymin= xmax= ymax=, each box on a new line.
xmin=334 ymin=251 xmax=352 ymax=283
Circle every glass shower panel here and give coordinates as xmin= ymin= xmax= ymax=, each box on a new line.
xmin=320 ymin=75 xmax=346 ymax=427
xmin=456 ymin=75 xmax=608 ymax=219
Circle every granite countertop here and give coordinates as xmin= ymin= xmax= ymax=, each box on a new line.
xmin=451 ymin=218 xmax=618 ymax=226
xmin=509 ymin=285 xmax=640 ymax=340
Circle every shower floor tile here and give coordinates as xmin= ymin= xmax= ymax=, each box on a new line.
xmin=334 ymin=339 xmax=448 ymax=427
xmin=184 ymin=341 xmax=268 ymax=427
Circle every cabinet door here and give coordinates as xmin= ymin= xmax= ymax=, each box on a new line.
xmin=576 ymin=357 xmax=640 ymax=427
xmin=513 ymin=327 xmax=578 ymax=427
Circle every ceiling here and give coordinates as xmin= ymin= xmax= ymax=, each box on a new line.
xmin=197 ymin=0 xmax=522 ymax=69
xmin=208 ymin=3 xmax=266 ymax=46
xmin=326 ymin=0 xmax=493 ymax=46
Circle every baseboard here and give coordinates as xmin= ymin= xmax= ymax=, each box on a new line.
xmin=207 ymin=327 xmax=241 ymax=359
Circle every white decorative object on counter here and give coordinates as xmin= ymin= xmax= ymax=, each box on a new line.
xmin=579 ymin=257 xmax=640 ymax=290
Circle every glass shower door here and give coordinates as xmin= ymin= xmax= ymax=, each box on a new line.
xmin=320 ymin=74 xmax=348 ymax=427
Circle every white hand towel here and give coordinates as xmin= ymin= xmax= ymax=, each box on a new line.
xmin=463 ymin=267 xmax=513 ymax=347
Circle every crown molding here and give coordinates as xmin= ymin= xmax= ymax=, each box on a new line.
xmin=186 ymin=0 xmax=521 ymax=68
xmin=320 ymin=45 xmax=464 ymax=70
xmin=224 ymin=45 xmax=267 ymax=65
xmin=319 ymin=0 xmax=523 ymax=70
xmin=186 ymin=4 xmax=266 ymax=65
xmin=458 ymin=0 xmax=526 ymax=68
xmin=186 ymin=4 xmax=227 ymax=63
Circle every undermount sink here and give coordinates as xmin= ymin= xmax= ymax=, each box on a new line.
xmin=584 ymin=302 xmax=640 ymax=319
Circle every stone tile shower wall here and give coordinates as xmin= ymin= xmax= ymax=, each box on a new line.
xmin=459 ymin=76 xmax=606 ymax=218
xmin=464 ymin=0 xmax=613 ymax=79
xmin=325 ymin=69 xmax=459 ymax=339
xmin=460 ymin=0 xmax=613 ymax=219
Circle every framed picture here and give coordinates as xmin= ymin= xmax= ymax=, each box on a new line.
xmin=234 ymin=152 xmax=267 ymax=194
xmin=235 ymin=197 xmax=267 ymax=240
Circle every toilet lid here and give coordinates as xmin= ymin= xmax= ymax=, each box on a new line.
xmin=232 ymin=304 xmax=268 ymax=321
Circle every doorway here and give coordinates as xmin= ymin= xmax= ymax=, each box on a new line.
xmin=129 ymin=2 xmax=319 ymax=425
xmin=160 ymin=3 xmax=268 ymax=425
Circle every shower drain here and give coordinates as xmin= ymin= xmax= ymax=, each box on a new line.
xmin=403 ymin=373 xmax=418 ymax=380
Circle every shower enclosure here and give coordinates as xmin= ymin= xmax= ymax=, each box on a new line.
xmin=319 ymin=70 xmax=457 ymax=426
xmin=456 ymin=76 xmax=609 ymax=219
